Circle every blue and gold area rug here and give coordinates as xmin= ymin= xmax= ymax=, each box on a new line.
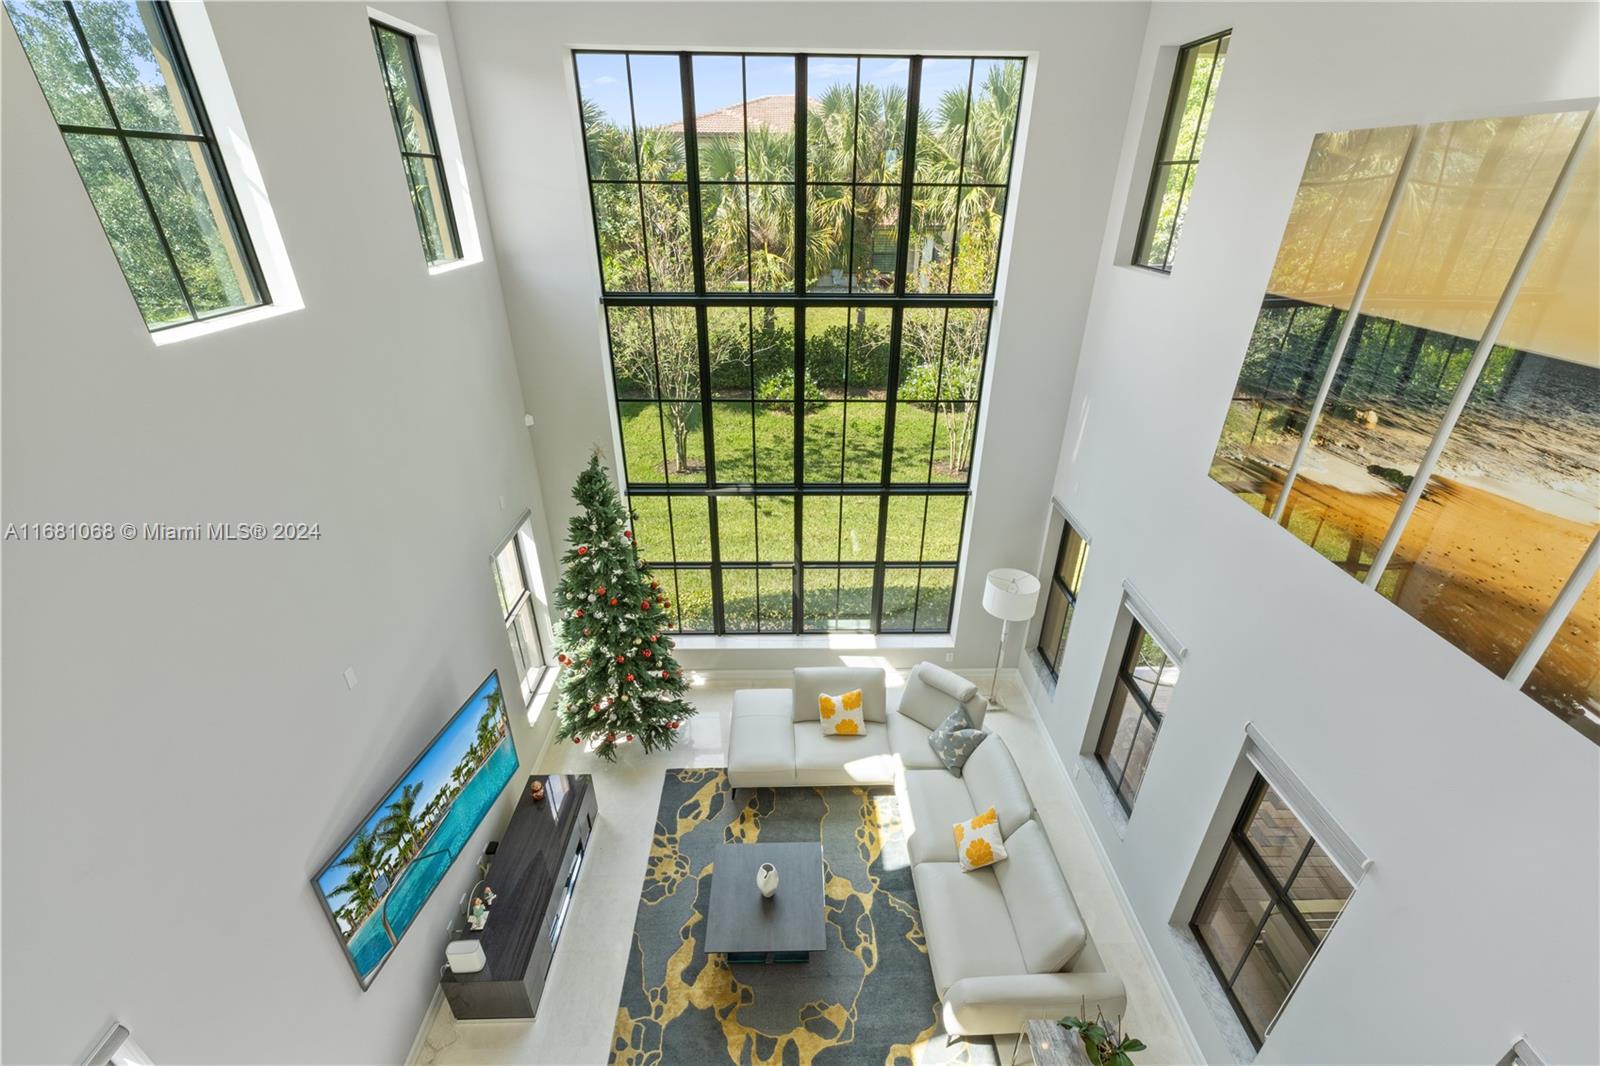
xmin=610 ymin=769 xmax=998 ymax=1066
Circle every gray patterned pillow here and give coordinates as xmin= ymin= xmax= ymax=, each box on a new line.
xmin=928 ymin=707 xmax=988 ymax=775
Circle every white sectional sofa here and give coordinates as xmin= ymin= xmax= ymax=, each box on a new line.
xmin=726 ymin=663 xmax=1127 ymax=1044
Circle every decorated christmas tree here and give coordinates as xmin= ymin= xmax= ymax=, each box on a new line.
xmin=551 ymin=453 xmax=694 ymax=761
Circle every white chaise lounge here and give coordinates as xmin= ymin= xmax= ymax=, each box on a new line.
xmin=726 ymin=662 xmax=1127 ymax=1048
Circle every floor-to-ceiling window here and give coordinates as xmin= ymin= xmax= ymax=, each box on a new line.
xmin=572 ymin=52 xmax=1024 ymax=634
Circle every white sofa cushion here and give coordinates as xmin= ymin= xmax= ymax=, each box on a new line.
xmin=992 ymin=820 xmax=1086 ymax=973
xmin=726 ymin=688 xmax=796 ymax=788
xmin=792 ymin=725 xmax=894 ymax=786
xmin=903 ymin=769 xmax=977 ymax=865
xmin=887 ymin=708 xmax=943 ymax=770
xmin=898 ymin=662 xmax=983 ymax=731
xmin=912 ymin=861 xmax=1026 ymax=996
xmin=793 ymin=667 xmax=887 ymax=723
xmin=960 ymin=733 xmax=1033 ymax=836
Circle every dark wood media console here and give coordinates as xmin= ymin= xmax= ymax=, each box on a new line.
xmin=441 ymin=772 xmax=595 ymax=1019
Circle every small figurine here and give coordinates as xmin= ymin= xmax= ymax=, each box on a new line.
xmin=530 ymin=779 xmax=546 ymax=802
xmin=467 ymin=896 xmax=490 ymax=931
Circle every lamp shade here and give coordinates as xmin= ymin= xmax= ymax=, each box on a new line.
xmin=982 ymin=568 xmax=1041 ymax=622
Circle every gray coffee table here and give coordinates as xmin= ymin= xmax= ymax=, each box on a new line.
xmin=705 ymin=842 xmax=826 ymax=963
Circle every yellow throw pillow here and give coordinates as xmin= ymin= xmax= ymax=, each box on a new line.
xmin=954 ymin=807 xmax=1008 ymax=871
xmin=819 ymin=689 xmax=865 ymax=736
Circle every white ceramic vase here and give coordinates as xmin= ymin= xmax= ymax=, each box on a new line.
xmin=756 ymin=862 xmax=779 ymax=898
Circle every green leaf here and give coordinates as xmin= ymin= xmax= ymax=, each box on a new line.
xmin=1122 ymin=1039 xmax=1147 ymax=1052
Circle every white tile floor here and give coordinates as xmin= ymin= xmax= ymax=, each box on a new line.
xmin=413 ymin=676 xmax=1192 ymax=1066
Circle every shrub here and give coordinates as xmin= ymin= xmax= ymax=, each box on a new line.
xmin=758 ymin=369 xmax=825 ymax=412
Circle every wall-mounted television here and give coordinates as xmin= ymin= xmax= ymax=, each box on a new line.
xmin=313 ymin=671 xmax=518 ymax=988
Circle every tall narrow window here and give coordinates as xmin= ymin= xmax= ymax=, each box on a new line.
xmin=1094 ymin=620 xmax=1180 ymax=810
xmin=1192 ymin=776 xmax=1354 ymax=1047
xmin=1036 ymin=518 xmax=1088 ymax=677
xmin=371 ymin=20 xmax=460 ymax=266
xmin=493 ymin=518 xmax=545 ymax=702
xmin=574 ymin=52 xmax=1024 ymax=634
xmin=1133 ymin=30 xmax=1230 ymax=271
xmin=3 ymin=0 xmax=268 ymax=329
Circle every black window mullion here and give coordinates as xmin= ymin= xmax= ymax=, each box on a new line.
xmin=678 ymin=53 xmax=708 ymax=296
xmin=793 ymin=305 xmax=806 ymax=631
xmin=794 ymin=57 xmax=808 ymax=295
xmin=62 ymin=0 xmax=199 ymax=323
xmin=942 ymin=60 xmax=979 ymax=293
xmin=622 ymin=58 xmax=656 ymax=291
xmin=890 ymin=59 xmax=922 ymax=297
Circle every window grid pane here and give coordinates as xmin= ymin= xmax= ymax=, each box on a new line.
xmin=6 ymin=0 xmax=269 ymax=329
xmin=1036 ymin=519 xmax=1088 ymax=676
xmin=1095 ymin=622 xmax=1176 ymax=809
xmin=578 ymin=51 xmax=1022 ymax=634
xmin=372 ymin=21 xmax=461 ymax=265
xmin=1134 ymin=30 xmax=1230 ymax=272
xmin=1192 ymin=776 xmax=1354 ymax=1048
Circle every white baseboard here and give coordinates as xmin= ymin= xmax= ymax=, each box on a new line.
xmin=1023 ymin=666 xmax=1205 ymax=1063
xmin=404 ymin=986 xmax=445 ymax=1066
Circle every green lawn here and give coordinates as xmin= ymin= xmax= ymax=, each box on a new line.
xmin=617 ymin=400 xmax=970 ymax=633
xmin=619 ymin=399 xmax=973 ymax=487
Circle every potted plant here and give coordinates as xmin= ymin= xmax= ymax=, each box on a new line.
xmin=1060 ymin=1009 xmax=1146 ymax=1066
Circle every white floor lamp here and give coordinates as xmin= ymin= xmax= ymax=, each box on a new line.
xmin=982 ymin=568 xmax=1041 ymax=710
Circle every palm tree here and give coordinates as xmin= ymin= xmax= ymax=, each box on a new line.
xmin=331 ymin=829 xmax=385 ymax=937
xmin=474 ymin=692 xmax=506 ymax=764
xmin=378 ymin=781 xmax=425 ymax=861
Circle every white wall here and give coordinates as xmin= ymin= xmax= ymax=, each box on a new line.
xmin=0 ymin=3 xmax=560 ymax=1062
xmin=445 ymin=1 xmax=1150 ymax=671
xmin=1024 ymin=3 xmax=1600 ymax=1062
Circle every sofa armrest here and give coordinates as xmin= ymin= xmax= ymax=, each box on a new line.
xmin=941 ymin=972 xmax=1128 ymax=1036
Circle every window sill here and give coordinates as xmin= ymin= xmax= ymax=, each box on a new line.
xmin=149 ymin=301 xmax=300 ymax=347
xmin=428 ymin=255 xmax=482 ymax=277
xmin=522 ymin=665 xmax=559 ymax=726
xmin=1081 ymin=753 xmax=1133 ymax=839
xmin=672 ymin=633 xmax=955 ymax=653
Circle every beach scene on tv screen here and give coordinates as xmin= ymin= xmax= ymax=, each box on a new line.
xmin=315 ymin=673 xmax=518 ymax=984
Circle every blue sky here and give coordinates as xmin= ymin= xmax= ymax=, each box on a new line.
xmin=577 ymin=53 xmax=959 ymax=133
xmin=316 ymin=674 xmax=504 ymax=907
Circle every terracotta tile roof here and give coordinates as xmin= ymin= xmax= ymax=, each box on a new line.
xmin=661 ymin=95 xmax=816 ymax=134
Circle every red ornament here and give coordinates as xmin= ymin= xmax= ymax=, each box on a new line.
xmin=651 ymin=581 xmax=660 ymax=590
xmin=583 ymin=628 xmax=590 ymax=637
xmin=577 ymin=546 xmax=588 ymax=556
xmin=624 ymin=530 xmax=633 ymax=539
xmin=615 ymin=654 xmax=625 ymax=663
xmin=643 ymin=649 xmax=652 ymax=658
xmin=606 ymin=733 xmax=617 ymax=743
xmin=661 ymin=670 xmax=670 ymax=679
xmin=597 ymin=585 xmax=607 ymax=596
xmin=626 ymin=673 xmax=635 ymax=682
xmin=642 ymin=600 xmax=651 ymax=610
xmin=574 ymin=736 xmax=583 ymax=744
xmin=650 ymin=635 xmax=658 ymax=642
xmin=575 ymin=608 xmax=584 ymax=618
xmin=585 ymin=658 xmax=593 ymax=666
xmin=609 ymin=597 xmax=618 ymax=606
xmin=669 ymin=721 xmax=680 ymax=730
xmin=625 ymin=734 xmax=634 ymax=742
xmin=663 ymin=600 xmax=672 ymax=608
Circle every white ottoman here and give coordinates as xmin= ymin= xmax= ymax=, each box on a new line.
xmin=727 ymin=688 xmax=795 ymax=788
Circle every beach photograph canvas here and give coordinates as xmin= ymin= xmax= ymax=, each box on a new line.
xmin=314 ymin=672 xmax=518 ymax=987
